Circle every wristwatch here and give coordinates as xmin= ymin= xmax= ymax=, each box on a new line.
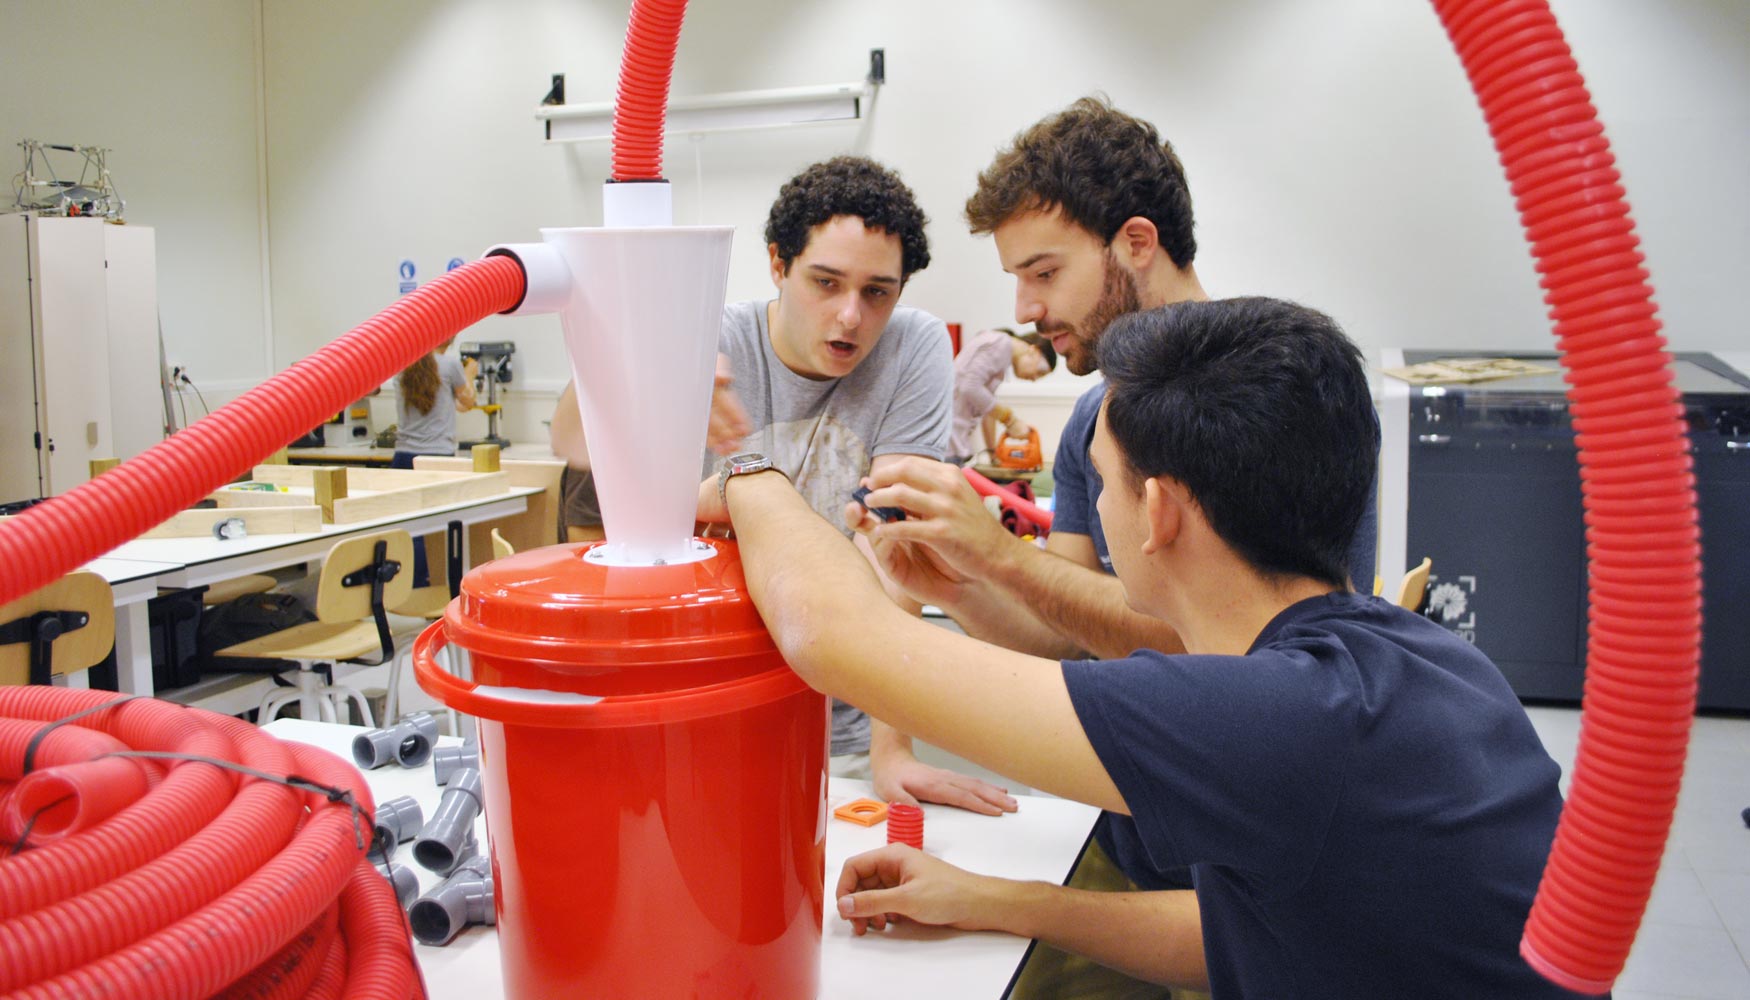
xmin=718 ymin=452 xmax=781 ymax=508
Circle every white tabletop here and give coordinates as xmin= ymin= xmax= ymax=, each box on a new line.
xmin=103 ymin=487 xmax=539 ymax=587
xmin=264 ymin=719 xmax=1099 ymax=1000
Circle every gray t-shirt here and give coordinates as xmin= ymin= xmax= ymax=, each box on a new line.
xmin=709 ymin=299 xmax=952 ymax=754
xmin=395 ymin=353 xmax=467 ymax=454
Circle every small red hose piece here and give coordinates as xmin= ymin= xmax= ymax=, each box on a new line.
xmin=1432 ymin=1 xmax=1701 ymax=993
xmin=610 ymin=0 xmax=689 ymax=180
xmin=0 ymin=690 xmax=421 ymax=999
xmin=963 ymin=467 xmax=1055 ymax=531
xmin=0 ymin=256 xmax=525 ymax=609
xmin=885 ymin=802 xmax=924 ymax=851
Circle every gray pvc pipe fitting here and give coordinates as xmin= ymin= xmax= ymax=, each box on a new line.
xmin=352 ymin=711 xmax=441 ymax=769
xmin=409 ymin=855 xmax=494 ymax=946
xmin=386 ymin=862 xmax=420 ymax=909
xmin=369 ymin=795 xmax=424 ymax=861
xmin=412 ymin=767 xmax=483 ymax=874
xmin=432 ymin=741 xmax=480 ymax=787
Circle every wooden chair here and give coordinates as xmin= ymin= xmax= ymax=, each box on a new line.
xmin=381 ymin=530 xmax=516 ymax=730
xmin=1396 ymin=557 xmax=1433 ymax=613
xmin=0 ymin=571 xmax=115 ymax=686
xmin=491 ymin=528 xmax=515 ymax=561
xmin=215 ymin=530 xmax=413 ymax=726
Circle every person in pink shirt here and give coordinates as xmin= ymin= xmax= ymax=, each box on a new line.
xmin=949 ymin=327 xmax=1056 ymax=464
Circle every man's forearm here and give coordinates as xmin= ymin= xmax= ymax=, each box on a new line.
xmin=987 ymin=544 xmax=1185 ymax=660
xmin=990 ymin=882 xmax=1208 ymax=990
xmin=941 ymin=576 xmax=1086 ymax=659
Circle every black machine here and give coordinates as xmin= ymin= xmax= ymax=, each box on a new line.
xmin=459 ymin=341 xmax=515 ymax=449
xmin=1404 ymin=351 xmax=1749 ymax=709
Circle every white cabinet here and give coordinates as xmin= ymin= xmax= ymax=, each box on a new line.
xmin=0 ymin=215 xmax=163 ymax=505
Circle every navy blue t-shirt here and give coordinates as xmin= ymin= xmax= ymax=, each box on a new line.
xmin=1062 ymin=593 xmax=1594 ymax=1000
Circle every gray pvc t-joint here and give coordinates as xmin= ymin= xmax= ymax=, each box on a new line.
xmin=432 ymin=741 xmax=480 ymax=786
xmin=409 ymin=855 xmax=494 ymax=946
xmin=352 ymin=711 xmax=441 ymax=769
xmin=370 ymin=795 xmax=424 ymax=861
xmin=412 ymin=766 xmax=483 ymax=874
xmin=387 ymin=862 xmax=420 ymax=909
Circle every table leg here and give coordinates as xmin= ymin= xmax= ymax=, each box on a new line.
xmin=114 ymin=603 xmax=155 ymax=696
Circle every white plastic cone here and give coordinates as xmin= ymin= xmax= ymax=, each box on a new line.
xmin=543 ymin=226 xmax=733 ymax=565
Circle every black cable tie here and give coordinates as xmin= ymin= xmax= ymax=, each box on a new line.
xmin=20 ymin=694 xmax=145 ymax=776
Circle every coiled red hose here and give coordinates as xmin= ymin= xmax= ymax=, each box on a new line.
xmin=0 ymin=689 xmax=423 ymax=999
xmin=611 ymin=0 xmax=689 ymax=180
xmin=0 ymin=256 xmax=525 ymax=609
xmin=1432 ymin=0 xmax=1701 ymax=993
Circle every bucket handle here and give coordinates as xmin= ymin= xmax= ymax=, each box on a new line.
xmin=413 ymin=620 xmax=816 ymax=730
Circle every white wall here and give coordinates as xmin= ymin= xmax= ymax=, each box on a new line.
xmin=0 ymin=0 xmax=271 ymax=399
xmin=8 ymin=1 xmax=1744 ymax=452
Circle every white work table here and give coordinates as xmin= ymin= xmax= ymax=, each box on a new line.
xmin=104 ymin=487 xmax=539 ymax=590
xmin=265 ymin=719 xmax=1101 ymax=1000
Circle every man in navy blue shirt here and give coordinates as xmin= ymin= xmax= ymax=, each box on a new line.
xmin=711 ymin=297 xmax=1591 ymax=998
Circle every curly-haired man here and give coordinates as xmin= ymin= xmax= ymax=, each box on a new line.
xmin=698 ymin=155 xmax=1018 ymax=817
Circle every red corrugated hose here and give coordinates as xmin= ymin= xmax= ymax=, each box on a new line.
xmin=610 ymin=0 xmax=689 ymax=181
xmin=963 ymin=467 xmax=1055 ymax=532
xmin=1432 ymin=0 xmax=1701 ymax=993
xmin=0 ymin=688 xmax=423 ymax=999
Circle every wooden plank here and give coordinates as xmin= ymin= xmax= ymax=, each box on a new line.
xmin=328 ymin=471 xmax=509 ymax=524
xmin=263 ymin=448 xmax=290 ymax=465
xmin=89 ymin=457 xmax=119 ymax=477
xmin=416 ymin=456 xmax=564 ymax=556
xmin=312 ymin=467 xmax=348 ymax=522
xmin=141 ymin=506 xmax=322 ymax=539
xmin=210 ymin=486 xmax=315 ymax=510
xmin=251 ymin=464 xmax=320 ymax=487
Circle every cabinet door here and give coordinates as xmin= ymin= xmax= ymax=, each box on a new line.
xmin=104 ymin=225 xmax=163 ymax=461
xmin=33 ymin=218 xmax=114 ymax=494
xmin=0 ymin=216 xmax=44 ymax=503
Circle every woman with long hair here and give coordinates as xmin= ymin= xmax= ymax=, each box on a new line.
xmin=393 ymin=336 xmax=477 ymax=584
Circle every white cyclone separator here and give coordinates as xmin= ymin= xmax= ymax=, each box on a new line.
xmin=485 ymin=204 xmax=732 ymax=566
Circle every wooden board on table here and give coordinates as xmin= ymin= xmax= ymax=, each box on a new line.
xmin=328 ymin=471 xmax=509 ymax=524
xmin=414 ymin=455 xmax=564 ymax=558
xmin=250 ymin=465 xmax=495 ymax=492
xmin=209 ymin=486 xmax=313 ymax=509
xmin=141 ymin=505 xmax=323 ymax=539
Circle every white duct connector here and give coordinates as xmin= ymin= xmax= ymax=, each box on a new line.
xmin=484 ymin=242 xmax=575 ymax=317
xmin=602 ymin=179 xmax=673 ymax=228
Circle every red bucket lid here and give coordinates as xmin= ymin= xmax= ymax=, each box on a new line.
xmin=443 ymin=538 xmax=779 ymax=672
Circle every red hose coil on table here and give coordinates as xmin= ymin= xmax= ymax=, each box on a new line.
xmin=0 ymin=689 xmax=424 ymax=999
xmin=1432 ymin=0 xmax=1701 ymax=993
xmin=611 ymin=0 xmax=689 ymax=181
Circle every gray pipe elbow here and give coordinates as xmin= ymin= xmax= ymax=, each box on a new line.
xmin=412 ymin=766 xmax=483 ymax=874
xmin=369 ymin=795 xmax=424 ymax=861
xmin=352 ymin=711 xmax=442 ymax=769
xmin=432 ymin=741 xmax=480 ymax=786
xmin=409 ymin=863 xmax=495 ymax=946
xmin=386 ymin=862 xmax=420 ymax=909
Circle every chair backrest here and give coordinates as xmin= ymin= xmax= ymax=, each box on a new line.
xmin=315 ymin=530 xmax=415 ymax=623
xmin=1396 ymin=557 xmax=1433 ymax=612
xmin=491 ymin=528 xmax=515 ymax=560
xmin=0 ymin=570 xmax=115 ymax=685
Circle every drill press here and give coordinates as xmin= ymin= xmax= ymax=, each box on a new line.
xmin=459 ymin=341 xmax=515 ymax=449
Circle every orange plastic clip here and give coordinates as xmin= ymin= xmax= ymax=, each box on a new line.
xmin=832 ymin=798 xmax=889 ymax=827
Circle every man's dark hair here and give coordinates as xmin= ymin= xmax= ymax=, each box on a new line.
xmin=765 ymin=156 xmax=930 ymax=279
xmin=1098 ymin=298 xmax=1376 ymax=588
xmin=1018 ymin=331 xmax=1057 ymax=372
xmin=965 ymin=96 xmax=1196 ymax=270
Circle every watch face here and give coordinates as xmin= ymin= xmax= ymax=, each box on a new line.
xmin=728 ymin=452 xmax=763 ymax=467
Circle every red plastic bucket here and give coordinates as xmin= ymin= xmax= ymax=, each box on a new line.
xmin=415 ymin=539 xmax=827 ymax=998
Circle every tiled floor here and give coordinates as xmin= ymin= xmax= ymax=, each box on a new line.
xmin=1526 ymin=707 xmax=1750 ymax=1000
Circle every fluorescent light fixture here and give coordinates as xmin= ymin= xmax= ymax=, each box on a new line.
xmin=537 ymin=82 xmax=871 ymax=144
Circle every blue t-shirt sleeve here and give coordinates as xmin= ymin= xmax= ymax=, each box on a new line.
xmin=1062 ymin=650 xmax=1351 ymax=887
xmin=1050 ymin=383 xmax=1105 ymax=537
